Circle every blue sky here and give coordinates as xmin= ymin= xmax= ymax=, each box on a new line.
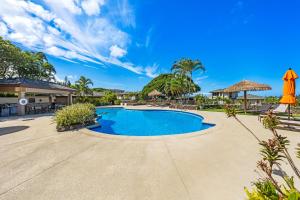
xmin=0 ymin=0 xmax=299 ymax=96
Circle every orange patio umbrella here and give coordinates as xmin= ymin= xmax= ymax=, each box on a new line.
xmin=280 ymin=68 xmax=298 ymax=119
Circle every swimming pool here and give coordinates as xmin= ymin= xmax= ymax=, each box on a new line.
xmin=90 ymin=107 xmax=214 ymax=136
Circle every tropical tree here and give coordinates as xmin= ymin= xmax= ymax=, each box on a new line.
xmin=164 ymin=77 xmax=184 ymax=98
xmin=0 ymin=37 xmax=56 ymax=81
xmin=103 ymin=91 xmax=117 ymax=104
xmin=195 ymin=94 xmax=209 ymax=106
xmin=63 ymin=76 xmax=71 ymax=87
xmin=75 ymin=76 xmax=93 ymax=96
xmin=35 ymin=52 xmax=56 ymax=81
xmin=141 ymin=73 xmax=200 ymax=99
xmin=172 ymin=58 xmax=205 ymax=98
xmin=264 ymin=96 xmax=280 ymax=104
xmin=0 ymin=37 xmax=24 ymax=78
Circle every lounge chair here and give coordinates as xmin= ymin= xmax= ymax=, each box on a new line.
xmin=258 ymin=104 xmax=288 ymax=122
xmin=247 ymin=104 xmax=272 ymax=114
xmin=273 ymin=104 xmax=288 ymax=113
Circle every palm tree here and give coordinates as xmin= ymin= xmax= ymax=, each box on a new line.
xmin=172 ymin=58 xmax=205 ymax=100
xmin=164 ymin=77 xmax=183 ymax=98
xmin=75 ymin=76 xmax=93 ymax=96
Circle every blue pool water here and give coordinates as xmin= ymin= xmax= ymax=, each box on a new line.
xmin=90 ymin=107 xmax=214 ymax=136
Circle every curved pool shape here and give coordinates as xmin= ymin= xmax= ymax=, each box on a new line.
xmin=90 ymin=107 xmax=214 ymax=136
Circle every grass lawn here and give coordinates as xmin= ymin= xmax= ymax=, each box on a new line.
xmin=201 ymin=108 xmax=259 ymax=116
xmin=202 ymin=108 xmax=226 ymax=112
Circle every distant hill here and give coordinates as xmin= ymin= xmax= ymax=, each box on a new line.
xmin=93 ymin=88 xmax=125 ymax=94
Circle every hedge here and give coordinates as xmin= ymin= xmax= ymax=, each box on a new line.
xmin=55 ymin=103 xmax=96 ymax=131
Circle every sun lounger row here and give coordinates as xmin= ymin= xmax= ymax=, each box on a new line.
xmin=258 ymin=104 xmax=300 ymax=132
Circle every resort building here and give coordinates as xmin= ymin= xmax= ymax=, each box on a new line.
xmin=117 ymin=92 xmax=138 ymax=101
xmin=236 ymin=94 xmax=265 ymax=107
xmin=110 ymin=89 xmax=125 ymax=94
xmin=210 ymin=88 xmax=239 ymax=100
xmin=72 ymin=91 xmax=105 ymax=102
xmin=0 ymin=78 xmax=75 ymax=116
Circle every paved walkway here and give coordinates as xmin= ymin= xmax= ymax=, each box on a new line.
xmin=0 ymin=107 xmax=299 ymax=200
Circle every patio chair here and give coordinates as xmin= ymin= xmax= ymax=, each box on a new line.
xmin=247 ymin=104 xmax=272 ymax=113
xmin=272 ymin=104 xmax=288 ymax=113
xmin=258 ymin=104 xmax=288 ymax=121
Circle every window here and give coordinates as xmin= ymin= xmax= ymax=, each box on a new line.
xmin=29 ymin=98 xmax=35 ymax=103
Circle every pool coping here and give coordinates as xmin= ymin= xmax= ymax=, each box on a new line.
xmin=80 ymin=106 xmax=223 ymax=140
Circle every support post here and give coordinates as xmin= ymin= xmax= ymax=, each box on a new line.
xmin=17 ymin=91 xmax=26 ymax=116
xmin=288 ymin=104 xmax=291 ymax=120
xmin=244 ymin=90 xmax=247 ymax=113
xmin=67 ymin=93 xmax=73 ymax=105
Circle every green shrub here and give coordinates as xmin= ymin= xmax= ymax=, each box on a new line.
xmin=74 ymin=96 xmax=110 ymax=106
xmin=137 ymin=99 xmax=146 ymax=104
xmin=114 ymin=99 xmax=121 ymax=105
xmin=55 ymin=103 xmax=96 ymax=131
xmin=0 ymin=92 xmax=18 ymax=97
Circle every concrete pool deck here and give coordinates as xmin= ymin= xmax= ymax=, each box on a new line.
xmin=0 ymin=106 xmax=299 ymax=200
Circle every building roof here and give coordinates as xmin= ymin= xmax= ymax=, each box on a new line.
xmin=210 ymin=88 xmax=239 ymax=93
xmin=223 ymin=80 xmax=271 ymax=92
xmin=0 ymin=78 xmax=76 ymax=92
xmin=210 ymin=88 xmax=226 ymax=93
xmin=148 ymin=89 xmax=162 ymax=97
xmin=110 ymin=89 xmax=125 ymax=94
xmin=236 ymin=94 xmax=265 ymax=100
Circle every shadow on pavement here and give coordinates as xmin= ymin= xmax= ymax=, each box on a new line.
xmin=0 ymin=126 xmax=29 ymax=136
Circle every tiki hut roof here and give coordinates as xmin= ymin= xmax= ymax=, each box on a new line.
xmin=148 ymin=89 xmax=162 ymax=97
xmin=223 ymin=80 xmax=271 ymax=92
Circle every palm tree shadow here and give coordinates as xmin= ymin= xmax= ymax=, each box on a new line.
xmin=0 ymin=126 xmax=29 ymax=136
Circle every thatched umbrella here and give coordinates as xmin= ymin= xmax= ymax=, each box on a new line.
xmin=224 ymin=80 xmax=272 ymax=113
xmin=148 ymin=89 xmax=162 ymax=98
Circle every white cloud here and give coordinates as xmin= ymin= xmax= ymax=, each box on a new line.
xmin=0 ymin=22 xmax=8 ymax=36
xmin=113 ymin=0 xmax=135 ymax=28
xmin=54 ymin=75 xmax=64 ymax=82
xmin=47 ymin=26 xmax=60 ymax=36
xmin=145 ymin=27 xmax=153 ymax=48
xmin=84 ymin=64 xmax=101 ymax=69
xmin=195 ymin=76 xmax=209 ymax=84
xmin=67 ymin=75 xmax=77 ymax=79
xmin=45 ymin=46 xmax=66 ymax=57
xmin=4 ymin=15 xmax=46 ymax=47
xmin=44 ymin=0 xmax=82 ymax=14
xmin=109 ymin=45 xmax=127 ymax=58
xmin=24 ymin=1 xmax=56 ymax=21
xmin=0 ymin=0 xmax=149 ymax=76
xmin=81 ymin=0 xmax=105 ymax=16
xmin=145 ymin=64 xmax=159 ymax=78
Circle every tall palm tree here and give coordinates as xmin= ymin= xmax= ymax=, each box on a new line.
xmin=172 ymin=58 xmax=205 ymax=100
xmin=75 ymin=76 xmax=93 ymax=96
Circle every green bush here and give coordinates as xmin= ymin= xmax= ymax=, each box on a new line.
xmin=114 ymin=99 xmax=121 ymax=105
xmin=74 ymin=96 xmax=110 ymax=106
xmin=0 ymin=93 xmax=18 ymax=97
xmin=137 ymin=99 xmax=146 ymax=104
xmin=55 ymin=103 xmax=96 ymax=131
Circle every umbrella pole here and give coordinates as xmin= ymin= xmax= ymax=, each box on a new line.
xmin=288 ymin=104 xmax=291 ymax=121
xmin=244 ymin=91 xmax=247 ymax=113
